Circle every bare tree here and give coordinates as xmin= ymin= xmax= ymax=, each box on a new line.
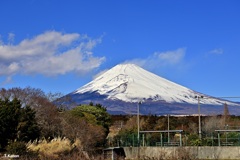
xmin=121 ymin=116 xmax=145 ymax=131
xmin=0 ymin=87 xmax=63 ymax=138
xmin=61 ymin=112 xmax=106 ymax=153
xmin=188 ymin=122 xmax=198 ymax=135
xmin=202 ymin=116 xmax=225 ymax=134
xmin=223 ymin=103 xmax=230 ymax=125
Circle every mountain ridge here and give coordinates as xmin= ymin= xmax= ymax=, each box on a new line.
xmin=62 ymin=63 xmax=240 ymax=115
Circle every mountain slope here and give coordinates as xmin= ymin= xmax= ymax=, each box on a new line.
xmin=64 ymin=63 xmax=239 ymax=115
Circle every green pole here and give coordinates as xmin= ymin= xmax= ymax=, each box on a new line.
xmin=218 ymin=132 xmax=220 ymax=146
xmin=180 ymin=132 xmax=182 ymax=146
xmin=143 ymin=134 xmax=145 ymax=146
xmin=161 ymin=133 xmax=163 ymax=147
xmin=211 ymin=133 xmax=213 ymax=146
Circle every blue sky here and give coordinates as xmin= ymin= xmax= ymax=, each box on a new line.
xmin=0 ymin=0 xmax=240 ymax=101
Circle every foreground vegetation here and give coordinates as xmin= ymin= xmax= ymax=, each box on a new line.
xmin=1 ymin=87 xmax=240 ymax=159
xmin=0 ymin=87 xmax=110 ymax=159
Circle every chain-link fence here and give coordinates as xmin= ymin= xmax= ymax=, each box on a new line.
xmin=108 ymin=131 xmax=240 ymax=147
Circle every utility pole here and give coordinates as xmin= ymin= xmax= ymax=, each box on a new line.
xmin=198 ymin=97 xmax=202 ymax=139
xmin=195 ymin=96 xmax=203 ymax=139
xmin=137 ymin=102 xmax=141 ymax=159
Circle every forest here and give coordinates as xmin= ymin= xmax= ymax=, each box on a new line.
xmin=0 ymin=87 xmax=240 ymax=160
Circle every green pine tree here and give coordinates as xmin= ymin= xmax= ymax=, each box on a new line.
xmin=17 ymin=105 xmax=40 ymax=142
xmin=0 ymin=98 xmax=21 ymax=149
xmin=0 ymin=98 xmax=40 ymax=150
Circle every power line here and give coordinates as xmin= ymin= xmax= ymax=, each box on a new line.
xmin=217 ymin=96 xmax=240 ymax=99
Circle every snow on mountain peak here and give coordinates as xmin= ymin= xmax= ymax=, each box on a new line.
xmin=74 ymin=63 xmax=233 ymax=105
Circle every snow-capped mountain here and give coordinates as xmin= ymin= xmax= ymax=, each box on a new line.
xmin=63 ymin=63 xmax=240 ymax=115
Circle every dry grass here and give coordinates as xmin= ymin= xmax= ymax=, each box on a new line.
xmin=27 ymin=137 xmax=85 ymax=159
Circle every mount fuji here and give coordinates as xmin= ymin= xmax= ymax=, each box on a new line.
xmin=61 ymin=64 xmax=240 ymax=115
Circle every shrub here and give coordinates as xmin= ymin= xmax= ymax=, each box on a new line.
xmin=6 ymin=141 xmax=27 ymax=155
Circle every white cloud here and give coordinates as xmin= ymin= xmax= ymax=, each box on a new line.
xmin=124 ymin=48 xmax=186 ymax=69
xmin=0 ymin=31 xmax=105 ymax=78
xmin=155 ymin=48 xmax=185 ymax=65
xmin=209 ymin=48 xmax=224 ymax=54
